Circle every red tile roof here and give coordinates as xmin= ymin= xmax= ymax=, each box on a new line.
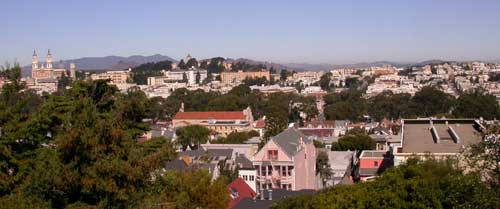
xmin=227 ymin=178 xmax=256 ymax=209
xmin=255 ymin=119 xmax=265 ymax=128
xmin=173 ymin=111 xmax=246 ymax=120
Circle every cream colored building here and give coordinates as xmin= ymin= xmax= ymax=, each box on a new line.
xmin=220 ymin=71 xmax=270 ymax=84
xmin=90 ymin=69 xmax=131 ymax=84
xmin=172 ymin=106 xmax=255 ymax=137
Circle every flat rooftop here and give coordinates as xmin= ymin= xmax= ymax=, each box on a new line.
xmin=402 ymin=119 xmax=482 ymax=153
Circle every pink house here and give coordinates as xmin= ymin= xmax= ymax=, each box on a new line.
xmin=252 ymin=128 xmax=317 ymax=191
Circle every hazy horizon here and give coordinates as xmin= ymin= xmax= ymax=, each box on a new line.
xmin=2 ymin=0 xmax=500 ymax=66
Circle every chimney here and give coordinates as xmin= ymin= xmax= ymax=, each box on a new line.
xmin=260 ymin=189 xmax=265 ymax=200
xmin=268 ymin=189 xmax=272 ymax=201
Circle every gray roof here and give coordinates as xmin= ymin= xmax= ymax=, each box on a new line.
xmin=244 ymin=136 xmax=261 ymax=144
xmin=179 ymin=149 xmax=205 ymax=157
xmin=369 ymin=134 xmax=389 ymax=142
xmin=233 ymin=189 xmax=315 ymax=209
xmin=402 ymin=119 xmax=482 ymax=153
xmin=164 ymin=159 xmax=188 ymax=171
xmin=360 ymin=151 xmax=387 ymax=158
xmin=328 ymin=151 xmax=353 ymax=171
xmin=359 ymin=168 xmax=379 ymax=176
xmin=205 ymin=148 xmax=233 ymax=159
xmin=235 ymin=154 xmax=254 ymax=169
xmin=271 ymin=128 xmax=310 ymax=157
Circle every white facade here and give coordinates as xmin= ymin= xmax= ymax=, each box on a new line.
xmin=238 ymin=169 xmax=257 ymax=192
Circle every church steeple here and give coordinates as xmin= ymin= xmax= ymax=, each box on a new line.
xmin=46 ymin=49 xmax=53 ymax=69
xmin=32 ymin=50 xmax=38 ymax=71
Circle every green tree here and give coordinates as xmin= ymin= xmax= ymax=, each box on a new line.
xmin=316 ymin=151 xmax=331 ymax=187
xmin=272 ymin=158 xmax=500 ymax=209
xmin=131 ymin=60 xmax=172 ymax=84
xmin=463 ymin=123 xmax=500 ymax=187
xmin=331 ymin=134 xmax=375 ymax=151
xmin=453 ymin=89 xmax=500 ymax=120
xmin=186 ymin=58 xmax=198 ymax=69
xmin=368 ymin=91 xmax=414 ymax=121
xmin=215 ymin=131 xmax=259 ymax=144
xmin=176 ymin=125 xmax=210 ymax=150
xmin=264 ymin=107 xmax=288 ymax=140
xmin=178 ymin=59 xmax=187 ymax=70
xmin=319 ymin=72 xmax=332 ymax=91
xmin=323 ymin=89 xmax=367 ymax=122
xmin=280 ymin=69 xmax=288 ymax=81
xmin=143 ymin=170 xmax=229 ymax=209
xmin=412 ymin=86 xmax=455 ymax=117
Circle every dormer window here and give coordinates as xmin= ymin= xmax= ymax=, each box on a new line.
xmin=268 ymin=150 xmax=278 ymax=161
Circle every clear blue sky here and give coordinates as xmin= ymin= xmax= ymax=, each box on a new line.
xmin=2 ymin=0 xmax=500 ymax=65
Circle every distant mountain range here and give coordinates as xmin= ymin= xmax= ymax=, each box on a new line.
xmin=22 ymin=54 xmax=176 ymax=77
xmin=22 ymin=53 xmax=495 ymax=78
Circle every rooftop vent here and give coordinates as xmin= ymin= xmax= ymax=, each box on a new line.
xmin=431 ymin=126 xmax=440 ymax=144
xmin=448 ymin=126 xmax=460 ymax=144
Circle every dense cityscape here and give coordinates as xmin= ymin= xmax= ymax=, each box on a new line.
xmin=2 ymin=1 xmax=500 ymax=209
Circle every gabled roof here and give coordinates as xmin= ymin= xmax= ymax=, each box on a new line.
xmin=328 ymin=151 xmax=353 ymax=171
xmin=227 ymin=178 xmax=256 ymax=209
xmin=271 ymin=128 xmax=310 ymax=157
xmin=173 ymin=111 xmax=246 ymax=120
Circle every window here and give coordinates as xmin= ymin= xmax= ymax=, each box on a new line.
xmin=267 ymin=165 xmax=272 ymax=175
xmin=287 ymin=166 xmax=293 ymax=176
xmin=268 ymin=150 xmax=278 ymax=161
xmin=261 ymin=166 xmax=266 ymax=176
xmin=249 ymin=176 xmax=254 ymax=181
xmin=374 ymin=161 xmax=379 ymax=167
xmin=282 ymin=166 xmax=287 ymax=176
xmin=243 ymin=175 xmax=248 ymax=181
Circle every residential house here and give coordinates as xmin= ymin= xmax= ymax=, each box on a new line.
xmin=235 ymin=154 xmax=258 ymax=193
xmin=164 ymin=148 xmax=234 ymax=180
xmin=252 ymin=128 xmax=317 ymax=191
xmin=357 ymin=150 xmax=393 ymax=181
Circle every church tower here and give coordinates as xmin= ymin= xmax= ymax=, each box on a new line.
xmin=31 ymin=50 xmax=38 ymax=71
xmin=46 ymin=49 xmax=53 ymax=69
xmin=70 ymin=63 xmax=76 ymax=80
